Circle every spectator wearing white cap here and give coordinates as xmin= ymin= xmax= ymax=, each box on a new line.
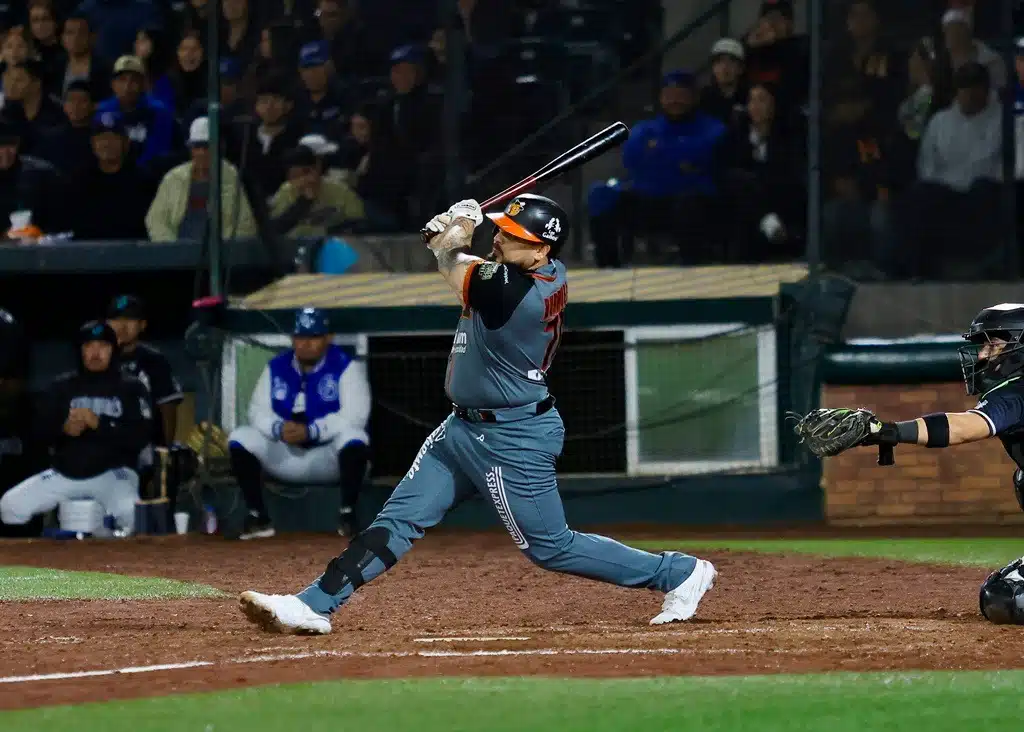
xmin=941 ymin=8 xmax=1005 ymax=90
xmin=144 ymin=116 xmax=257 ymax=242
xmin=299 ymin=133 xmax=347 ymax=185
xmin=700 ymin=38 xmax=747 ymax=129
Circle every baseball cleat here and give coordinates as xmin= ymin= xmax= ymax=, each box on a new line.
xmin=239 ymin=512 xmax=275 ymax=540
xmin=650 ymin=558 xmax=717 ymax=625
xmin=239 ymin=591 xmax=332 ymax=634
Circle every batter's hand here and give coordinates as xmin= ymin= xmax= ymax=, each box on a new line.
xmin=281 ymin=421 xmax=308 ymax=445
xmin=446 ymin=199 xmax=483 ymax=226
xmin=424 ymin=213 xmax=453 ymax=237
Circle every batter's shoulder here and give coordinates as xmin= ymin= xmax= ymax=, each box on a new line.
xmin=466 ymin=260 xmax=536 ymax=329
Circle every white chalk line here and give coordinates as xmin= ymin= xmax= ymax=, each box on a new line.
xmin=0 ymin=646 xmax=720 ymax=685
xmin=412 ymin=636 xmax=530 ymax=643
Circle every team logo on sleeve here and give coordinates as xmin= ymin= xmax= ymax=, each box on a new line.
xmin=272 ymin=377 xmax=288 ymax=401
xmin=542 ymin=217 xmax=561 ymax=241
xmin=317 ymin=374 xmax=339 ymax=401
xmin=479 ymin=261 xmax=501 ymax=280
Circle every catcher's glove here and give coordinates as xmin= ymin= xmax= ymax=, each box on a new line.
xmin=789 ymin=407 xmax=897 ymax=458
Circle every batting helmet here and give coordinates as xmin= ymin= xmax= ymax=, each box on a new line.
xmin=980 ymin=556 xmax=1024 ymax=625
xmin=294 ymin=307 xmax=328 ymax=336
xmin=959 ymin=303 xmax=1024 ymax=395
xmin=486 ymin=194 xmax=569 ymax=259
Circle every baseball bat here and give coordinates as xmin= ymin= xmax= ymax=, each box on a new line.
xmin=421 ymin=121 xmax=631 ymax=242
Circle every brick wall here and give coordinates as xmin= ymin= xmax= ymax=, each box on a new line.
xmin=822 ymin=384 xmax=1024 ymax=525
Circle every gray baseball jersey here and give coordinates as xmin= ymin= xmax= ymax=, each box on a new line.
xmin=444 ymin=258 xmax=568 ymax=409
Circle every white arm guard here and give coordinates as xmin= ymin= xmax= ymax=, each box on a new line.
xmin=247 ymin=367 xmax=283 ymax=440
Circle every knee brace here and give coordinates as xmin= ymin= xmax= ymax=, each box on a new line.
xmin=318 ymin=526 xmax=397 ymax=595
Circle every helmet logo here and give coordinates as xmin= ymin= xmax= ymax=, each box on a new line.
xmin=506 ymin=200 xmax=523 ymax=216
xmin=299 ymin=311 xmax=315 ymax=328
xmin=541 ymin=217 xmax=561 ymax=241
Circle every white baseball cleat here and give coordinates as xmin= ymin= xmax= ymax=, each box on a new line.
xmin=650 ymin=559 xmax=717 ymax=625
xmin=239 ymin=591 xmax=332 ymax=635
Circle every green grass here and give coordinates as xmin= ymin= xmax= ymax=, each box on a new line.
xmin=635 ymin=537 xmax=1024 ymax=568
xmin=4 ymin=672 xmax=1024 ymax=731
xmin=0 ymin=566 xmax=223 ymax=601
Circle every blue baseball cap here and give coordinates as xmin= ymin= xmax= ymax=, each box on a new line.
xmin=299 ymin=41 xmax=331 ymax=69
xmin=389 ymin=44 xmax=425 ymax=66
xmin=661 ymin=69 xmax=697 ymax=89
xmin=91 ymin=110 xmax=127 ymax=136
xmin=219 ymin=57 xmax=242 ymax=80
xmin=294 ymin=307 xmax=329 ymax=336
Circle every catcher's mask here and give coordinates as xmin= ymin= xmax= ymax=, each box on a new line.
xmin=979 ymin=557 xmax=1024 ymax=625
xmin=958 ymin=303 xmax=1024 ymax=396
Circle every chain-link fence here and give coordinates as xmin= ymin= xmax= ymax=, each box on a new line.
xmin=815 ymin=0 xmax=1021 ymax=281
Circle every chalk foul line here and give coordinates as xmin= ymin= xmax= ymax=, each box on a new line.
xmin=0 ymin=647 xmax=691 ymax=685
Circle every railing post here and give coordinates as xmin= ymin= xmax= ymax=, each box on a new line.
xmin=207 ymin=0 xmax=222 ymax=298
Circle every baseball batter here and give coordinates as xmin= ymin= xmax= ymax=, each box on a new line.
xmin=239 ymin=194 xmax=717 ymax=634
xmin=228 ymin=307 xmax=371 ymax=539
xmin=792 ymin=302 xmax=1024 ymax=625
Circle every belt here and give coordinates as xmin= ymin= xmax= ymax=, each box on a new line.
xmin=452 ymin=396 xmax=555 ymax=424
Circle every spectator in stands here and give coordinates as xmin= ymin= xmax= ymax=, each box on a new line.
xmin=60 ymin=13 xmax=111 ymax=100
xmin=160 ymin=28 xmax=207 ymax=118
xmin=826 ymin=0 xmax=902 ymax=118
xmin=241 ymin=72 xmax=302 ymax=200
xmin=382 ymin=44 xmax=438 ymax=157
xmin=588 ymin=70 xmax=726 ymax=268
xmin=723 ymin=83 xmax=804 ymax=263
xmin=891 ymin=37 xmax=939 ymax=192
xmin=221 ymin=0 xmax=259 ymax=71
xmin=895 ymin=62 xmax=1002 ymax=278
xmin=314 ymin=0 xmax=371 ymax=77
xmin=34 ymin=79 xmax=95 ymax=172
xmin=337 ymin=106 xmax=411 ymax=230
xmin=700 ymin=38 xmax=747 ymax=130
xmin=72 ymin=0 xmax=163 ymax=64
xmin=240 ymin=21 xmax=298 ymax=101
xmin=0 ymin=111 xmax=63 ymax=238
xmin=941 ymin=9 xmax=1006 ymax=90
xmin=133 ymin=26 xmax=176 ymax=110
xmin=2 ymin=60 xmax=66 ymax=155
xmin=298 ymin=40 xmax=351 ymax=139
xmin=96 ymin=54 xmax=178 ymax=169
xmin=145 ymin=116 xmax=257 ymax=242
xmin=743 ymin=0 xmax=808 ymax=117
xmin=299 ymin=132 xmax=345 ymax=183
xmin=186 ymin=57 xmax=247 ymax=160
xmin=821 ymin=77 xmax=893 ymax=277
xmin=270 ymin=145 xmax=364 ymax=237
xmin=1 ymin=25 xmax=34 ymax=71
xmin=28 ymin=0 xmax=65 ymax=95
xmin=64 ymin=111 xmax=154 ymax=239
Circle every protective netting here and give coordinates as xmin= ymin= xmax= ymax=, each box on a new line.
xmin=221 ymin=324 xmax=780 ymax=480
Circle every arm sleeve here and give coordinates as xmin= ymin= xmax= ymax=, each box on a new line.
xmin=465 ymin=262 xmax=535 ymax=330
xmin=247 ymin=367 xmax=283 ymax=440
xmin=310 ymin=360 xmax=372 ymax=443
xmin=149 ymin=355 xmax=184 ymax=405
xmin=969 ymin=391 xmax=1024 ymax=436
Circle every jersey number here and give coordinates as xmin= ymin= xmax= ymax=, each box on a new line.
xmin=541 ymin=283 xmax=568 ymax=373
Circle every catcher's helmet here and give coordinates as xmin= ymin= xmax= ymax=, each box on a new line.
xmin=486 ymin=194 xmax=569 ymax=259
xmin=294 ymin=307 xmax=328 ymax=336
xmin=980 ymin=556 xmax=1024 ymax=625
xmin=958 ymin=303 xmax=1024 ymax=395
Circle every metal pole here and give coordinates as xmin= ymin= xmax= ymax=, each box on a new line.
xmin=207 ymin=0 xmax=223 ymax=297
xmin=441 ymin=0 xmax=464 ymax=203
xmin=1000 ymin=0 xmax=1019 ymax=279
xmin=805 ymin=0 xmax=823 ymax=283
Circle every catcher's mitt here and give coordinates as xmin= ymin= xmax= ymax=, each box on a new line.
xmin=789 ymin=407 xmax=883 ymax=458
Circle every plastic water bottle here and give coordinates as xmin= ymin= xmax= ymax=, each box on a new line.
xmin=203 ymin=505 xmax=217 ymax=535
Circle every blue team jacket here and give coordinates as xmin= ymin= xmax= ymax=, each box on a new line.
xmin=268 ymin=344 xmax=353 ymax=444
xmin=622 ymin=113 xmax=726 ymax=197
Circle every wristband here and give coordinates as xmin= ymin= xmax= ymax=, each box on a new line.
xmin=895 ymin=420 xmax=919 ymax=444
xmin=922 ymin=412 xmax=950 ymax=448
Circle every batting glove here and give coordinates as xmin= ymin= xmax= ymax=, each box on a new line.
xmin=424 ymin=213 xmax=453 ymax=236
xmin=446 ymin=199 xmax=483 ymax=226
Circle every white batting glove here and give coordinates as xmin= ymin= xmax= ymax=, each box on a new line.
xmin=424 ymin=213 xmax=453 ymax=235
xmin=446 ymin=199 xmax=483 ymax=226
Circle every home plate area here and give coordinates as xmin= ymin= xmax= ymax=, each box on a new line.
xmin=2 ymin=532 xmax=1023 ymax=710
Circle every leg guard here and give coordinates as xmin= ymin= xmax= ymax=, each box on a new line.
xmin=317 ymin=526 xmax=398 ymax=596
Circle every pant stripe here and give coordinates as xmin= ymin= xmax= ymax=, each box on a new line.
xmin=494 ymin=466 xmax=529 ymax=550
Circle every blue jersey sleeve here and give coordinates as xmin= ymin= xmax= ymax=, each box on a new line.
xmin=969 ymin=390 xmax=1024 ymax=436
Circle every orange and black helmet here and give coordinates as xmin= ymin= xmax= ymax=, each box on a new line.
xmin=486 ymin=193 xmax=569 ymax=258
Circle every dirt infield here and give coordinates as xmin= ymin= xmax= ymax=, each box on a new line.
xmin=2 ymin=531 xmax=1024 ymax=710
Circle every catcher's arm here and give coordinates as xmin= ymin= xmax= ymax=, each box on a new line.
xmin=896 ymin=411 xmax=993 ymax=447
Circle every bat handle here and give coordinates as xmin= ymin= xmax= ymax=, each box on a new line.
xmin=420 ymin=228 xmax=437 ymax=243
xmin=877 ymin=444 xmax=895 ymax=466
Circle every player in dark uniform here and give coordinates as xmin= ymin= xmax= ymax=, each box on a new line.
xmin=799 ymin=303 xmax=1024 ymax=625
xmin=238 ymin=195 xmax=717 ymax=634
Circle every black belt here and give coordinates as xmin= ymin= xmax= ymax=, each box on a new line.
xmin=452 ymin=396 xmax=555 ymax=424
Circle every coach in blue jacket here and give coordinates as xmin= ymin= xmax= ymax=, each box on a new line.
xmin=589 ymin=70 xmax=726 ymax=268
xmin=96 ymin=55 xmax=178 ymax=170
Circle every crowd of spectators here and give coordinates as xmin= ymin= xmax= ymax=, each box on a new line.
xmin=2 ymin=0 xmax=637 ymax=248
xmin=589 ymin=0 xmax=1023 ymax=280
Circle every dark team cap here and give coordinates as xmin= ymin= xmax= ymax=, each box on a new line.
xmin=107 ymin=294 xmax=146 ymax=319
